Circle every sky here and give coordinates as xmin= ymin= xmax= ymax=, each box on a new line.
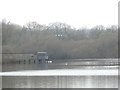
xmin=0 ymin=0 xmax=119 ymax=29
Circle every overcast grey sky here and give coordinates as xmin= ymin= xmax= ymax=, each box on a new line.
xmin=0 ymin=0 xmax=119 ymax=28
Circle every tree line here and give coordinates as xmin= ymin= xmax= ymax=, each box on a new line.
xmin=1 ymin=20 xmax=118 ymax=60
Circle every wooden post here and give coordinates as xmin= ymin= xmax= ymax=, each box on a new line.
xmin=18 ymin=60 xmax=20 ymax=64
xmin=29 ymin=59 xmax=31 ymax=64
xmin=34 ymin=60 xmax=35 ymax=64
xmin=24 ymin=60 xmax=26 ymax=64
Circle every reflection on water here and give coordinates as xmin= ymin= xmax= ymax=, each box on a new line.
xmin=2 ymin=59 xmax=119 ymax=71
xmin=2 ymin=76 xmax=118 ymax=88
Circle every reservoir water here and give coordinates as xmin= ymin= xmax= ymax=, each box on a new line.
xmin=1 ymin=59 xmax=119 ymax=88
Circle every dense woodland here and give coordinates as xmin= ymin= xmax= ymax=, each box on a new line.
xmin=1 ymin=20 xmax=118 ymax=59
